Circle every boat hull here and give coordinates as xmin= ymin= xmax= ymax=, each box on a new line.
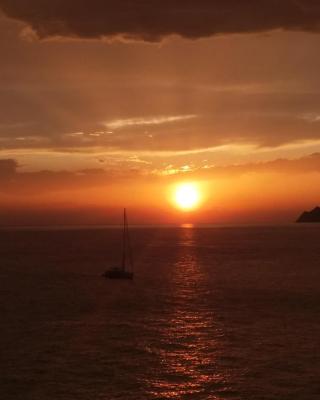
xmin=103 ymin=269 xmax=133 ymax=280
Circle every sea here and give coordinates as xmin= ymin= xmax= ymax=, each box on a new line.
xmin=0 ymin=225 xmax=319 ymax=400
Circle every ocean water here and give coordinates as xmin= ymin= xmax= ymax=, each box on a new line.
xmin=0 ymin=226 xmax=319 ymax=400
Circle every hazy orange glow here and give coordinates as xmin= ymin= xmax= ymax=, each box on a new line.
xmin=0 ymin=11 xmax=320 ymax=225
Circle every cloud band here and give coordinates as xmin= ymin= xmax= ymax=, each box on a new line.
xmin=1 ymin=1 xmax=320 ymax=41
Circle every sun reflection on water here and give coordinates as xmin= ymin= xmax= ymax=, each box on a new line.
xmin=146 ymin=228 xmax=227 ymax=399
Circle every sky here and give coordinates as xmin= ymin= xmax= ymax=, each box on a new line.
xmin=1 ymin=1 xmax=320 ymax=225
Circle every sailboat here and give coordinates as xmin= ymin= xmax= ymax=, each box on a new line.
xmin=103 ymin=208 xmax=134 ymax=280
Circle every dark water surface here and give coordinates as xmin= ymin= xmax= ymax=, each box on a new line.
xmin=0 ymin=226 xmax=320 ymax=399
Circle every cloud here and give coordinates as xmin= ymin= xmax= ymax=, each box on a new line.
xmin=156 ymin=152 xmax=320 ymax=178
xmin=105 ymin=115 xmax=197 ymax=129
xmin=1 ymin=1 xmax=320 ymax=41
xmin=0 ymin=158 xmax=18 ymax=176
xmin=210 ymin=152 xmax=320 ymax=177
xmin=1 ymin=153 xmax=320 ymax=195
xmin=301 ymin=113 xmax=320 ymax=122
xmin=0 ymin=157 xmax=149 ymax=195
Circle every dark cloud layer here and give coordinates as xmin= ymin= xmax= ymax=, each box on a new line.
xmin=0 ymin=159 xmax=145 ymax=195
xmin=1 ymin=1 xmax=320 ymax=41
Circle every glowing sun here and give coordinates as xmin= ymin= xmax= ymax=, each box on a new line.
xmin=174 ymin=183 xmax=201 ymax=211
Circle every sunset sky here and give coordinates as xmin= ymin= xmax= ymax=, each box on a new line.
xmin=1 ymin=1 xmax=320 ymax=224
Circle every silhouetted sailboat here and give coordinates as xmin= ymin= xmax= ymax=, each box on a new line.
xmin=103 ymin=208 xmax=134 ymax=280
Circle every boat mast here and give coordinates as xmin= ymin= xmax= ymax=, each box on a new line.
xmin=126 ymin=210 xmax=133 ymax=273
xmin=122 ymin=208 xmax=126 ymax=271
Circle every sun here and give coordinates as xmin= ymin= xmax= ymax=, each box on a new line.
xmin=174 ymin=183 xmax=201 ymax=211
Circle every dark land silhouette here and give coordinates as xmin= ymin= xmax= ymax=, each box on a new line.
xmin=296 ymin=206 xmax=320 ymax=223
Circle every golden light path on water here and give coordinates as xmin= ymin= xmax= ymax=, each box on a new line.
xmin=145 ymin=228 xmax=227 ymax=398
